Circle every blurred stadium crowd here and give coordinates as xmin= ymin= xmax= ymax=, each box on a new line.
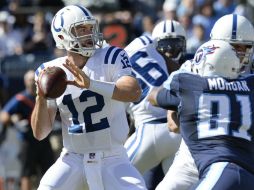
xmin=0 ymin=0 xmax=253 ymax=189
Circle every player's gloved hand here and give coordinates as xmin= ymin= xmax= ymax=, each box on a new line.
xmin=63 ymin=59 xmax=90 ymax=89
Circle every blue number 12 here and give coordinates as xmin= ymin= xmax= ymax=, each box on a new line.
xmin=62 ymin=90 xmax=110 ymax=133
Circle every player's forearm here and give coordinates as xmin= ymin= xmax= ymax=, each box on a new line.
xmin=31 ymin=96 xmax=53 ymax=140
xmin=112 ymin=76 xmax=141 ymax=102
xmin=148 ymin=87 xmax=161 ymax=106
xmin=88 ymin=76 xmax=141 ymax=102
xmin=149 ymin=87 xmax=179 ymax=110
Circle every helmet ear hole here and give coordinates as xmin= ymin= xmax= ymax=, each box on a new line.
xmin=58 ymin=35 xmax=64 ymax=40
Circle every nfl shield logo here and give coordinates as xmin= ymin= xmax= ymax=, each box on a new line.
xmin=89 ymin=153 xmax=95 ymax=159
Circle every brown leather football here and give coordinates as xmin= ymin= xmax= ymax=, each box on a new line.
xmin=38 ymin=66 xmax=67 ymax=99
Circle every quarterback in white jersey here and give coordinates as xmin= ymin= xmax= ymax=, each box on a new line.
xmin=31 ymin=5 xmax=147 ymax=190
xmin=124 ymin=20 xmax=187 ymax=177
xmin=155 ymin=14 xmax=254 ymax=190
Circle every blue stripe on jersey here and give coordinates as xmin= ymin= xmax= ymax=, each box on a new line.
xmin=138 ymin=35 xmax=153 ymax=45
xmin=196 ymin=162 xmax=228 ymax=190
xmin=104 ymin=46 xmax=122 ymax=64
xmin=163 ymin=20 xmax=166 ymax=33
xmin=75 ymin=5 xmax=91 ymax=19
xmin=35 ymin=64 xmax=45 ymax=76
xmin=104 ymin=46 xmax=116 ymax=64
xmin=139 ymin=36 xmax=146 ymax=45
xmin=232 ymin=14 xmax=237 ymax=39
xmin=111 ymin=48 xmax=122 ymax=64
xmin=144 ymin=35 xmax=153 ymax=43
xmin=171 ymin=20 xmax=175 ymax=32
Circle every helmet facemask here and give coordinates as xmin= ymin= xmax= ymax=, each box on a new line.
xmin=155 ymin=35 xmax=186 ymax=65
xmin=229 ymin=41 xmax=254 ymax=72
xmin=68 ymin=19 xmax=103 ymax=57
xmin=210 ymin=14 xmax=254 ymax=74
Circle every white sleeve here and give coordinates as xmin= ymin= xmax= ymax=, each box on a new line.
xmin=110 ymin=48 xmax=133 ymax=82
xmin=47 ymin=99 xmax=57 ymax=109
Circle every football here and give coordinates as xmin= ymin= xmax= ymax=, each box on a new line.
xmin=38 ymin=66 xmax=67 ymax=99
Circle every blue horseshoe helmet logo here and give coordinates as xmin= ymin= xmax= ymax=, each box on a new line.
xmin=53 ymin=12 xmax=64 ymax=32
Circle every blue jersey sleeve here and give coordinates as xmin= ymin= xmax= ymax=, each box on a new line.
xmin=3 ymin=96 xmax=20 ymax=114
xmin=156 ymin=72 xmax=180 ymax=110
xmin=104 ymin=46 xmax=132 ymax=81
xmin=156 ymin=88 xmax=179 ymax=110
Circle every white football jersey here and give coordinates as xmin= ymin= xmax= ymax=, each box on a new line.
xmin=35 ymin=46 xmax=132 ymax=154
xmin=125 ymin=35 xmax=169 ymax=126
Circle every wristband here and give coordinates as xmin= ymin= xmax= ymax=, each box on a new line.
xmin=89 ymin=80 xmax=115 ymax=98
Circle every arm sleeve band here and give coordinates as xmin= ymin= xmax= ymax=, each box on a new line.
xmin=89 ymin=80 xmax=115 ymax=98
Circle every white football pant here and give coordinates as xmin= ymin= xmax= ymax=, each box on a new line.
xmin=156 ymin=139 xmax=199 ymax=190
xmin=125 ymin=122 xmax=181 ymax=174
xmin=37 ymin=147 xmax=147 ymax=190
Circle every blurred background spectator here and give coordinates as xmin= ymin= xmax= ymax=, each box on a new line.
xmin=141 ymin=15 xmax=156 ymax=37
xmin=161 ymin=0 xmax=178 ymax=20
xmin=214 ymin=0 xmax=237 ymax=17
xmin=192 ymin=0 xmax=218 ymax=40
xmin=0 ymin=70 xmax=55 ymax=190
xmin=22 ymin=11 xmax=53 ymax=54
xmin=0 ymin=11 xmax=23 ymax=58
xmin=187 ymin=23 xmax=206 ymax=54
xmin=177 ymin=0 xmax=196 ymax=18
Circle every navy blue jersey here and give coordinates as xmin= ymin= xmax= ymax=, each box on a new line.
xmin=3 ymin=90 xmax=34 ymax=119
xmin=3 ymin=90 xmax=35 ymax=140
xmin=161 ymin=71 xmax=254 ymax=175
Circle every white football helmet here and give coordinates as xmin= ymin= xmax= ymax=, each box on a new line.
xmin=152 ymin=20 xmax=186 ymax=40
xmin=51 ymin=5 xmax=103 ymax=57
xmin=210 ymin=14 xmax=254 ymax=67
xmin=152 ymin=20 xmax=187 ymax=64
xmin=192 ymin=40 xmax=241 ymax=79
